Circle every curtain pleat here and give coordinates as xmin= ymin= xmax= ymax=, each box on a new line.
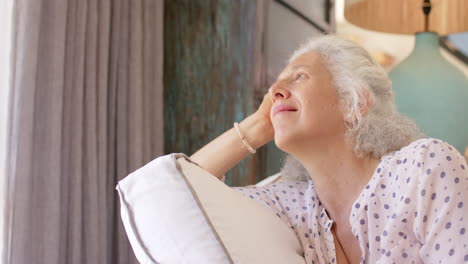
xmin=4 ymin=0 xmax=164 ymax=263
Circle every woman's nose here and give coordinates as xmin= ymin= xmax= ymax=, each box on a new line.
xmin=268 ymin=81 xmax=291 ymax=102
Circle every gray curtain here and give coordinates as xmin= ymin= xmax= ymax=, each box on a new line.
xmin=3 ymin=0 xmax=163 ymax=263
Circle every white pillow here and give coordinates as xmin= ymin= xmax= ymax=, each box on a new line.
xmin=116 ymin=153 xmax=305 ymax=264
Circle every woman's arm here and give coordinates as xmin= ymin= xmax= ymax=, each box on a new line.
xmin=190 ymin=94 xmax=274 ymax=180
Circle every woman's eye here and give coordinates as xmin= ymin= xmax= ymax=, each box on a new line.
xmin=295 ymin=73 xmax=306 ymax=80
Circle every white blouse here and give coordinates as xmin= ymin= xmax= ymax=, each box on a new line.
xmin=232 ymin=138 xmax=468 ymax=263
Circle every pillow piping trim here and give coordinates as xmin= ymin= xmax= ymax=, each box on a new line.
xmin=172 ymin=153 xmax=235 ymax=264
xmin=116 ymin=182 xmax=159 ymax=264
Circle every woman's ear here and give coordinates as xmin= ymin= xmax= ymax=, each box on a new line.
xmin=343 ymin=89 xmax=373 ymax=129
xmin=358 ymin=89 xmax=373 ymax=117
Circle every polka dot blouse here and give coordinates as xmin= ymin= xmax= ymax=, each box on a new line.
xmin=231 ymin=138 xmax=468 ymax=263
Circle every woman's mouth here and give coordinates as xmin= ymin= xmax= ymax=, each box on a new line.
xmin=272 ymin=104 xmax=298 ymax=117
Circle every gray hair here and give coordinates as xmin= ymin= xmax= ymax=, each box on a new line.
xmin=280 ymin=34 xmax=424 ymax=181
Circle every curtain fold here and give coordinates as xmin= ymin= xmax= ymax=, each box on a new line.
xmin=3 ymin=0 xmax=163 ymax=263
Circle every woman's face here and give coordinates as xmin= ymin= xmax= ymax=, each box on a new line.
xmin=268 ymin=51 xmax=347 ymax=153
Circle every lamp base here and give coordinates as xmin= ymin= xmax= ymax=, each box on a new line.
xmin=389 ymin=32 xmax=468 ymax=153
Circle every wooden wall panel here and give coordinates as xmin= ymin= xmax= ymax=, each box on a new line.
xmin=164 ymin=0 xmax=266 ymax=186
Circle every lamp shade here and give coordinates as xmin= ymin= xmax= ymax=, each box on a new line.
xmin=389 ymin=32 xmax=468 ymax=153
xmin=344 ymin=0 xmax=468 ymax=35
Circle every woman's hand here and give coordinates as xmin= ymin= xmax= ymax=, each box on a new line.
xmin=190 ymin=93 xmax=275 ymax=179
xmin=247 ymin=93 xmax=274 ymax=145
xmin=255 ymin=93 xmax=274 ymax=122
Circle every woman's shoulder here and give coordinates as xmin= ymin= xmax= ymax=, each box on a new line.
xmin=384 ymin=137 xmax=464 ymax=165
xmin=382 ymin=137 xmax=467 ymax=188
xmin=377 ymin=138 xmax=466 ymax=185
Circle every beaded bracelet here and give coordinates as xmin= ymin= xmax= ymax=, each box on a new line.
xmin=233 ymin=122 xmax=256 ymax=154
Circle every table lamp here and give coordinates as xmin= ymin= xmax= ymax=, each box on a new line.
xmin=344 ymin=0 xmax=468 ymax=154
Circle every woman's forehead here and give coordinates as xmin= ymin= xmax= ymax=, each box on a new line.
xmin=277 ymin=52 xmax=326 ymax=79
xmin=289 ymin=51 xmax=322 ymax=68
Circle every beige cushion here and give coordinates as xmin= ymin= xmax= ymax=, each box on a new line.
xmin=116 ymin=153 xmax=305 ymax=264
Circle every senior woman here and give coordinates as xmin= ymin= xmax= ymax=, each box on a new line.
xmin=190 ymin=35 xmax=468 ymax=264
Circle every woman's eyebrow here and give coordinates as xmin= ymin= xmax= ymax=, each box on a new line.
xmin=290 ymin=64 xmax=313 ymax=71
xmin=276 ymin=64 xmax=314 ymax=82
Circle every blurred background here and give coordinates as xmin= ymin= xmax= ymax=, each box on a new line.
xmin=0 ymin=0 xmax=466 ymax=263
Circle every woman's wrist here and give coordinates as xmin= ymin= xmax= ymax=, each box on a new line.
xmin=189 ymin=112 xmax=273 ymax=179
xmin=237 ymin=113 xmax=274 ymax=150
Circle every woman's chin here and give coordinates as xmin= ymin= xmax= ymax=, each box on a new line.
xmin=274 ymin=134 xmax=294 ymax=153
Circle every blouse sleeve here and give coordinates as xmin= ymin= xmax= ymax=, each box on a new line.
xmin=413 ymin=139 xmax=468 ymax=262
